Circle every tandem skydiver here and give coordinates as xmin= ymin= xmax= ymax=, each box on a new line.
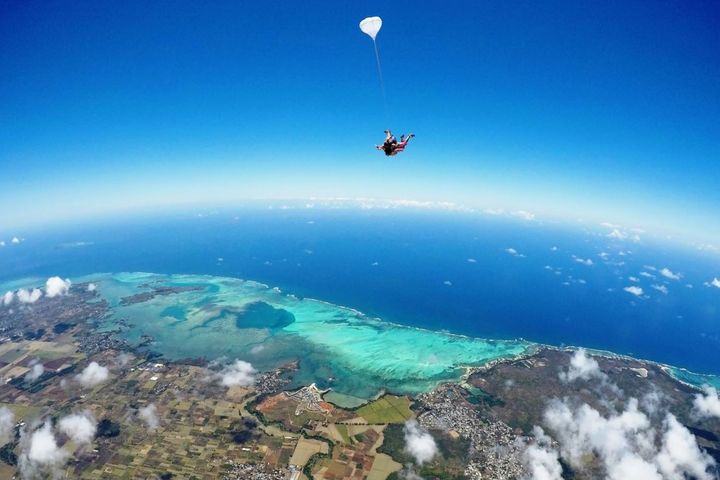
xmin=376 ymin=130 xmax=415 ymax=156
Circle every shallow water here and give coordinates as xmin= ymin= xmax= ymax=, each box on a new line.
xmin=88 ymin=272 xmax=530 ymax=400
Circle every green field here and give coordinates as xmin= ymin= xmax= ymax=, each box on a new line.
xmin=0 ymin=402 xmax=41 ymax=421
xmin=355 ymin=395 xmax=413 ymax=424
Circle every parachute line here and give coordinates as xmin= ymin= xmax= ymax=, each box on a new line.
xmin=372 ymin=39 xmax=390 ymax=122
xmin=372 ymin=39 xmax=386 ymax=102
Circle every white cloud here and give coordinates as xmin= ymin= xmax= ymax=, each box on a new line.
xmin=58 ymin=411 xmax=96 ymax=444
xmin=656 ymin=415 xmax=715 ymax=480
xmin=706 ymin=278 xmax=720 ymax=289
xmin=19 ymin=421 xmax=68 ymax=479
xmin=467 ymin=258 xmax=477 ymax=263
xmin=608 ymin=229 xmax=628 ymax=240
xmin=1 ymin=291 xmax=14 ymax=306
xmin=628 ymin=276 xmax=640 ymax=282
xmin=116 ymin=352 xmax=133 ymax=367
xmin=542 ymin=398 xmax=715 ymax=480
xmin=45 ymin=277 xmax=71 ymax=298
xmin=513 ymin=210 xmax=536 ymax=221
xmin=0 ymin=407 xmax=14 ymax=446
xmin=218 ymin=360 xmax=256 ymax=387
xmin=26 ymin=363 xmax=45 ymax=382
xmin=75 ymin=362 xmax=109 ymax=388
xmin=0 ymin=240 xmax=4 ymax=247
xmin=403 ymin=420 xmax=437 ymax=465
xmin=138 ymin=404 xmax=159 ymax=431
xmin=87 ymin=283 xmax=97 ymax=292
xmin=443 ymin=280 xmax=452 ymax=286
xmin=397 ymin=466 xmax=424 ymax=480
xmin=11 ymin=237 xmax=21 ymax=244
xmin=640 ymin=271 xmax=656 ymax=279
xmin=659 ymin=268 xmax=681 ymax=281
xmin=652 ymin=284 xmax=669 ymax=295
xmin=506 ymin=248 xmax=526 ymax=258
xmin=523 ymin=426 xmax=563 ymax=480
xmin=624 ymin=286 xmax=644 ymax=297
xmin=250 ymin=345 xmax=265 ymax=355
xmin=550 ymin=246 xmax=558 ymax=251
xmin=17 ymin=288 xmax=42 ymax=304
xmin=693 ymin=386 xmax=720 ymax=419
xmin=572 ymin=255 xmax=594 ymax=266
xmin=559 ymin=349 xmax=604 ymax=383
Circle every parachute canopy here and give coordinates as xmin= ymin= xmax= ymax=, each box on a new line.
xmin=359 ymin=16 xmax=382 ymax=40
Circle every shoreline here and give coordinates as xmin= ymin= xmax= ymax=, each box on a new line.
xmin=9 ymin=271 xmax=720 ymax=396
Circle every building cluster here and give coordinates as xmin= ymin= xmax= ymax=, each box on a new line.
xmin=417 ymin=384 xmax=527 ymax=480
xmin=284 ymin=383 xmax=331 ymax=416
xmin=220 ymin=461 xmax=288 ymax=480
xmin=77 ymin=331 xmax=130 ymax=355
xmin=254 ymin=365 xmax=293 ymax=395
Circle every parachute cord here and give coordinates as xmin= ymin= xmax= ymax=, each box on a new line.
xmin=372 ymin=39 xmax=390 ymax=125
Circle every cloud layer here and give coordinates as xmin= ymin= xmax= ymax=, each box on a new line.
xmin=403 ymin=420 xmax=437 ymax=465
xmin=693 ymin=386 xmax=720 ymax=419
xmin=1 ymin=291 xmax=14 ymax=306
xmin=139 ymin=404 xmax=160 ymax=430
xmin=26 ymin=362 xmax=45 ymax=382
xmin=624 ymin=286 xmax=644 ymax=297
xmin=0 ymin=407 xmax=14 ymax=446
xmin=19 ymin=421 xmax=69 ymax=479
xmin=559 ymin=349 xmax=604 ymax=383
xmin=218 ymin=360 xmax=256 ymax=387
xmin=523 ymin=426 xmax=563 ymax=480
xmin=58 ymin=411 xmax=96 ymax=444
xmin=17 ymin=288 xmax=42 ymax=304
xmin=659 ymin=268 xmax=681 ymax=281
xmin=541 ymin=397 xmax=715 ymax=480
xmin=76 ymin=362 xmax=110 ymax=388
xmin=45 ymin=277 xmax=71 ymax=298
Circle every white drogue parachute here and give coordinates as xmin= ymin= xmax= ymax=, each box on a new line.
xmin=359 ymin=16 xmax=385 ymax=98
xmin=359 ymin=16 xmax=382 ymax=40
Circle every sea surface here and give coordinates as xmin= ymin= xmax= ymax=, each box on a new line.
xmin=1 ymin=206 xmax=719 ymax=389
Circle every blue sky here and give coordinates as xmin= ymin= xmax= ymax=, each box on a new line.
xmin=1 ymin=1 xmax=718 ymax=243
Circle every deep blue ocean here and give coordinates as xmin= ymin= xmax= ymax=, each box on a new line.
xmin=2 ymin=207 xmax=719 ymax=376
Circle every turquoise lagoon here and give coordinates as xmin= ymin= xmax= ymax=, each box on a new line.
xmin=87 ymin=272 xmax=531 ymax=401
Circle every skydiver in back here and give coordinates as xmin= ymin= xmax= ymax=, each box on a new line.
xmin=376 ymin=130 xmax=414 ymax=156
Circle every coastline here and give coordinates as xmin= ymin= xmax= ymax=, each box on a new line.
xmin=8 ymin=271 xmax=720 ymax=398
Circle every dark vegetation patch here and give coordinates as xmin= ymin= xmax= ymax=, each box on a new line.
xmin=96 ymin=418 xmax=121 ymax=438
xmin=0 ymin=442 xmax=18 ymax=466
xmin=228 ymin=417 xmax=260 ymax=444
xmin=53 ymin=322 xmax=75 ymax=334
